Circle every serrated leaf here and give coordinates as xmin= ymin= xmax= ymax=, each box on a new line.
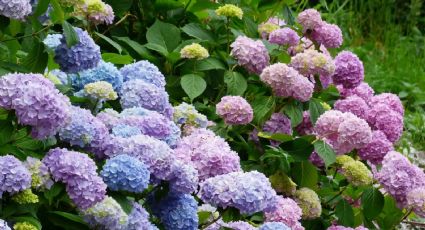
xmin=309 ymin=98 xmax=326 ymax=125
xmin=22 ymin=42 xmax=48 ymax=73
xmin=62 ymin=21 xmax=79 ymax=47
xmin=335 ymin=199 xmax=355 ymax=227
xmin=95 ymin=32 xmax=122 ymax=53
xmin=313 ymin=140 xmax=336 ymax=167
xmin=224 ymin=71 xmax=247 ymax=96
xmin=180 ymin=74 xmax=206 ymax=101
xmin=283 ymin=100 xmax=303 ymax=127
xmin=291 ymin=161 xmax=318 ymax=189
xmin=101 ymin=53 xmax=133 ymax=64
xmin=362 ymin=187 xmax=384 ymax=220
xmin=181 ymin=23 xmax=215 ymax=41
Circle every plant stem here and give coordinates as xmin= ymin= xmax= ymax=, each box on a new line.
xmin=226 ymin=18 xmax=231 ymax=54
xmin=0 ymin=25 xmax=51 ymax=43
xmin=201 ymin=214 xmax=222 ymax=229
xmin=325 ymin=186 xmax=347 ymax=205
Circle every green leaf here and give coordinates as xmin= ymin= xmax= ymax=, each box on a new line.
xmin=181 ymin=23 xmax=215 ymax=41
xmin=291 ymin=161 xmax=318 ymax=189
xmin=0 ymin=120 xmax=14 ymax=145
xmin=261 ymin=148 xmax=291 ymax=174
xmin=15 ymin=138 xmax=44 ymax=150
xmin=283 ymin=100 xmax=303 ymax=127
xmin=251 ymin=96 xmax=276 ymax=124
xmin=362 ymin=187 xmax=384 ymax=220
xmin=145 ymin=43 xmax=169 ymax=56
xmin=198 ymin=211 xmax=212 ymax=225
xmin=309 ymin=98 xmax=326 ymax=125
xmin=146 ymin=20 xmax=181 ymax=53
xmin=335 ymin=199 xmax=355 ymax=227
xmin=49 ymin=0 xmax=64 ymax=23
xmin=22 ymin=42 xmax=48 ymax=73
xmin=112 ymin=194 xmax=133 ymax=214
xmin=281 ymin=138 xmax=313 ymax=161
xmin=50 ymin=211 xmax=87 ymax=225
xmin=257 ymin=132 xmax=293 ymax=143
xmin=224 ymin=71 xmax=247 ymax=96
xmin=377 ymin=196 xmax=404 ymax=229
xmin=101 ymin=53 xmax=133 ymax=64
xmin=62 ymin=21 xmax=80 ymax=47
xmin=44 ymin=183 xmax=64 ymax=205
xmin=197 ymin=58 xmax=226 ymax=71
xmin=95 ymin=32 xmax=122 ymax=54
xmin=180 ymin=74 xmax=207 ymax=101
xmin=33 ymin=0 xmax=50 ymax=17
xmin=313 ymin=140 xmax=336 ymax=167
xmin=114 ymin=36 xmax=156 ymax=61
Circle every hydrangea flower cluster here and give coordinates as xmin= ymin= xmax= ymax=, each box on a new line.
xmin=0 ymin=0 xmax=32 ymax=19
xmin=0 ymin=155 xmax=31 ymax=198
xmin=328 ymin=226 xmax=369 ymax=230
xmin=268 ymin=171 xmax=297 ymax=196
xmin=406 ymin=187 xmax=425 ymax=217
xmin=366 ymin=99 xmax=403 ymax=143
xmin=120 ymin=60 xmax=166 ymax=88
xmin=269 ymin=28 xmax=300 ymax=46
xmin=332 ymin=51 xmax=364 ymax=89
xmin=357 ymin=130 xmax=394 ymax=164
xmin=265 ymin=196 xmax=303 ymax=230
xmin=127 ymin=202 xmax=159 ymax=230
xmin=259 ymin=222 xmax=291 ymax=230
xmin=315 ymin=110 xmax=372 ymax=154
xmin=55 ymin=27 xmax=101 ymax=73
xmin=70 ymin=60 xmax=123 ymax=91
xmin=199 ymin=171 xmax=277 ymax=214
xmin=260 ymin=63 xmax=314 ymax=102
xmin=311 ymin=22 xmax=343 ymax=48
xmin=258 ymin=17 xmax=285 ymax=39
xmin=336 ymin=156 xmax=372 ymax=186
xmin=180 ymin=43 xmax=209 ymax=60
xmin=81 ymin=196 xmax=128 ymax=229
xmin=11 ymin=189 xmax=39 ymax=204
xmin=43 ymin=34 xmax=63 ymax=51
xmin=100 ymin=154 xmax=150 ymax=193
xmin=111 ymin=124 xmax=142 ymax=138
xmin=173 ymin=102 xmax=208 ymax=128
xmin=174 ymin=128 xmax=241 ymax=181
xmin=294 ymin=188 xmax=322 ymax=219
xmin=0 ymin=219 xmax=11 ymax=230
xmin=231 ymin=36 xmax=270 ymax=74
xmin=263 ymin=113 xmax=292 ymax=146
xmin=0 ymin=73 xmax=71 ymax=139
xmin=24 ymin=157 xmax=53 ymax=190
xmin=338 ymin=82 xmax=375 ymax=102
xmin=77 ymin=0 xmax=115 ymax=25
xmin=334 ymin=95 xmax=369 ymax=120
xmin=42 ymin=148 xmax=107 ymax=209
xmin=297 ymin=9 xmax=322 ymax=31
xmin=82 ymin=81 xmax=118 ymax=101
xmin=216 ymin=96 xmax=253 ymax=125
xmin=13 ymin=222 xmax=38 ymax=230
xmin=149 ymin=194 xmax=198 ymax=230
xmin=290 ymin=49 xmax=335 ymax=77
xmin=215 ymin=4 xmax=243 ymax=19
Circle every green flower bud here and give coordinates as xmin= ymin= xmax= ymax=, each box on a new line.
xmin=295 ymin=187 xmax=322 ymax=219
xmin=180 ymin=43 xmax=209 ymax=60
xmin=11 ymin=189 xmax=39 ymax=204
xmin=13 ymin=222 xmax=38 ymax=230
xmin=84 ymin=81 xmax=118 ymax=101
xmin=215 ymin=4 xmax=243 ymax=19
xmin=341 ymin=160 xmax=373 ymax=186
xmin=269 ymin=171 xmax=297 ymax=196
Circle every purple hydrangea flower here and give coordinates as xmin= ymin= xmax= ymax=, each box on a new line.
xmin=366 ymin=104 xmax=403 ymax=143
xmin=0 ymin=0 xmax=32 ymax=19
xmin=332 ymin=51 xmax=364 ymax=89
xmin=309 ymin=151 xmax=325 ymax=168
xmin=407 ymin=186 xmax=425 ymax=218
xmin=269 ymin=28 xmax=300 ymax=46
xmin=42 ymin=148 xmax=107 ymax=209
xmin=290 ymin=49 xmax=335 ymax=77
xmin=199 ymin=171 xmax=277 ymax=214
xmin=81 ymin=196 xmax=128 ymax=229
xmin=87 ymin=3 xmax=114 ymax=25
xmin=260 ymin=63 xmax=314 ymax=102
xmin=334 ymin=96 xmax=369 ymax=120
xmin=296 ymin=111 xmax=314 ymax=135
xmin=216 ymin=96 xmax=253 ymax=125
xmin=311 ymin=22 xmax=343 ymax=48
xmin=369 ymin=93 xmax=404 ymax=116
xmin=55 ymin=27 xmax=101 ymax=73
xmin=120 ymin=79 xmax=170 ymax=116
xmin=127 ymin=202 xmax=159 ymax=230
xmin=337 ymin=82 xmax=375 ymax=102
xmin=265 ymin=196 xmax=303 ymax=230
xmin=149 ymin=194 xmax=198 ymax=230
xmin=174 ymin=128 xmax=241 ymax=181
xmin=227 ymin=221 xmax=257 ymax=230
xmin=375 ymin=151 xmax=425 ymax=207
xmin=120 ymin=60 xmax=166 ymax=88
xmin=70 ymin=61 xmax=123 ymax=91
xmin=263 ymin=113 xmax=292 ymax=146
xmin=0 ymin=155 xmax=31 ymax=198
xmin=100 ymin=154 xmax=150 ymax=193
xmin=259 ymin=222 xmax=291 ymax=230
xmin=357 ymin=130 xmax=393 ymax=164
xmin=96 ymin=109 xmax=120 ymax=130
xmin=0 ymin=73 xmax=71 ymax=139
xmin=230 ymin=36 xmax=270 ymax=74
xmin=297 ymin=9 xmax=322 ymax=31
xmin=168 ymin=160 xmax=199 ymax=194
xmin=117 ymin=111 xmax=172 ymax=140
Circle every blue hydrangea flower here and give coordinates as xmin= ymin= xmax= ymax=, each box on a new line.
xmin=0 ymin=0 xmax=32 ymax=20
xmin=169 ymin=160 xmax=198 ymax=194
xmin=70 ymin=60 xmax=123 ymax=91
xmin=82 ymin=196 xmax=128 ymax=230
xmin=127 ymin=202 xmax=159 ymax=230
xmin=55 ymin=27 xmax=101 ymax=73
xmin=120 ymin=60 xmax=166 ymax=88
xmin=0 ymin=155 xmax=31 ymax=198
xmin=100 ymin=154 xmax=150 ymax=193
xmin=120 ymin=79 xmax=170 ymax=115
xmin=120 ymin=107 xmax=152 ymax=117
xmin=43 ymin=34 xmax=63 ymax=51
xmin=164 ymin=122 xmax=181 ymax=148
xmin=259 ymin=222 xmax=291 ymax=230
xmin=112 ymin=124 xmax=142 ymax=138
xmin=149 ymin=194 xmax=198 ymax=230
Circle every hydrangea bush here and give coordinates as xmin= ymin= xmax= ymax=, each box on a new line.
xmin=0 ymin=1 xmax=421 ymax=229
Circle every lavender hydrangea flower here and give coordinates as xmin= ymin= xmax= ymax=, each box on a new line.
xmin=149 ymin=194 xmax=198 ymax=230
xmin=406 ymin=187 xmax=425 ymax=217
xmin=42 ymin=148 xmax=107 ymax=209
xmin=111 ymin=124 xmax=142 ymax=138
xmin=295 ymin=188 xmax=322 ymax=219
xmin=269 ymin=28 xmax=300 ymax=46
xmin=334 ymin=96 xmax=369 ymax=120
xmin=168 ymin=160 xmax=199 ymax=194
xmin=375 ymin=151 xmax=425 ymax=207
xmin=332 ymin=51 xmax=364 ymax=89
xmin=216 ymin=96 xmax=253 ymax=125
xmin=263 ymin=113 xmax=292 ymax=146
xmin=311 ymin=22 xmax=343 ymax=48
xmin=174 ymin=128 xmax=241 ymax=181
xmin=164 ymin=122 xmax=182 ymax=148
xmin=338 ymin=82 xmax=375 ymax=102
xmin=366 ymin=104 xmax=403 ymax=143
xmin=84 ymin=1 xmax=115 ymax=25
xmin=290 ymin=49 xmax=335 ymax=77
xmin=230 ymin=36 xmax=270 ymax=74
xmin=309 ymin=151 xmax=325 ymax=167
xmin=297 ymin=9 xmax=322 ymax=31
xmin=55 ymin=27 xmax=101 ymax=73
xmin=117 ymin=112 xmax=172 ymax=140
xmin=265 ymin=196 xmax=303 ymax=230
xmin=369 ymin=93 xmax=404 ymax=116
xmin=120 ymin=60 xmax=166 ymax=88
xmin=127 ymin=202 xmax=159 ymax=230
xmin=199 ymin=171 xmax=277 ymax=214
xmin=227 ymin=221 xmax=257 ymax=230
xmin=81 ymin=196 xmax=128 ymax=229
xmin=357 ymin=130 xmax=393 ymax=164
xmin=0 ymin=0 xmax=32 ymax=19
xmin=70 ymin=61 xmax=123 ymax=91
xmin=259 ymin=222 xmax=291 ymax=230
xmin=100 ymin=154 xmax=150 ymax=193
xmin=296 ymin=111 xmax=314 ymax=135
xmin=0 ymin=219 xmax=11 ymax=230
xmin=260 ymin=63 xmax=314 ymax=102
xmin=258 ymin=17 xmax=286 ymax=39
xmin=120 ymin=79 xmax=170 ymax=115
xmin=0 ymin=155 xmax=31 ymax=198
xmin=96 ymin=108 xmax=120 ymax=130
xmin=0 ymin=73 xmax=71 ymax=139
